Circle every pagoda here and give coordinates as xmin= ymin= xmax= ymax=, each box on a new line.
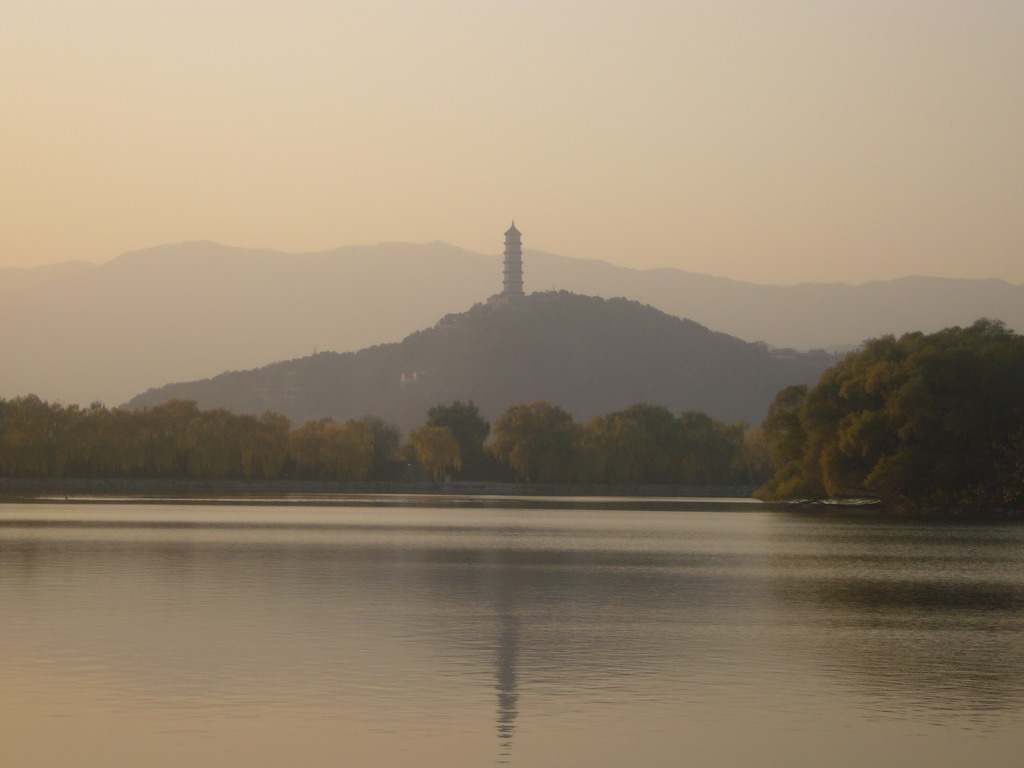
xmin=502 ymin=222 xmax=524 ymax=297
xmin=489 ymin=222 xmax=524 ymax=304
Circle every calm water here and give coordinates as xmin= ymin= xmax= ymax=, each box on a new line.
xmin=1 ymin=495 xmax=1022 ymax=767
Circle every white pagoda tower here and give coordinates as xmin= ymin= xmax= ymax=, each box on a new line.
xmin=501 ymin=222 xmax=524 ymax=297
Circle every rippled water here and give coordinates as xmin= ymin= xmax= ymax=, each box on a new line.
xmin=1 ymin=495 xmax=1022 ymax=767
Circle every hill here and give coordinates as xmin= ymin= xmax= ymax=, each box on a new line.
xmin=126 ymin=292 xmax=835 ymax=432
xmin=3 ymin=240 xmax=1022 ymax=407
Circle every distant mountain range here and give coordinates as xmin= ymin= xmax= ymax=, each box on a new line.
xmin=127 ymin=292 xmax=836 ymax=432
xmin=3 ymin=240 xmax=1021 ymax=407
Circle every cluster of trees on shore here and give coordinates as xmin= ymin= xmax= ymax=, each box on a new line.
xmin=0 ymin=396 xmax=758 ymax=486
xmin=411 ymin=400 xmax=758 ymax=485
xmin=3 ymin=319 xmax=1021 ymax=509
xmin=756 ymin=320 xmax=1024 ymax=509
xmin=0 ymin=398 xmax=401 ymax=482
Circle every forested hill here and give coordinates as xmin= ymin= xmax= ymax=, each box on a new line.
xmin=127 ymin=292 xmax=834 ymax=432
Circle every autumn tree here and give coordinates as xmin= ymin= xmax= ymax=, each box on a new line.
xmin=288 ymin=418 xmax=374 ymax=480
xmin=140 ymin=399 xmax=203 ymax=476
xmin=239 ymin=412 xmax=290 ymax=479
xmin=582 ymin=403 xmax=680 ymax=483
xmin=182 ymin=408 xmax=248 ymax=478
xmin=408 ymin=424 xmax=461 ymax=482
xmin=56 ymin=404 xmax=151 ymax=477
xmin=0 ymin=395 xmax=66 ymax=476
xmin=491 ymin=401 xmax=580 ymax=482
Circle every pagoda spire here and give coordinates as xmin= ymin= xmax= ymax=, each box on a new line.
xmin=502 ymin=221 xmax=524 ymax=297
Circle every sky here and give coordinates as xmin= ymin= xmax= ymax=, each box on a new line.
xmin=3 ymin=0 xmax=1023 ymax=285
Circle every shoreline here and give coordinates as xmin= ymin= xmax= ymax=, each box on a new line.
xmin=4 ymin=479 xmax=1018 ymax=519
xmin=0 ymin=476 xmax=757 ymax=500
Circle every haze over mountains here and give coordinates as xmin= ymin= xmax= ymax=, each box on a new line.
xmin=3 ymin=240 xmax=1022 ymax=408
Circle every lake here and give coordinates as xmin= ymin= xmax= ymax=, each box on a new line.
xmin=1 ymin=495 xmax=1022 ymax=767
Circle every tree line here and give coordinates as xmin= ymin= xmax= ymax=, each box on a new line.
xmin=0 ymin=397 xmax=401 ymax=482
xmin=0 ymin=396 xmax=759 ymax=486
xmin=755 ymin=319 xmax=1024 ymax=509
xmin=7 ymin=319 xmax=1017 ymax=507
xmin=409 ymin=400 xmax=760 ymax=485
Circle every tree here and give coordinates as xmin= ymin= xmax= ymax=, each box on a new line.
xmin=756 ymin=320 xmax=1024 ymax=508
xmin=581 ymin=403 xmax=680 ymax=483
xmin=760 ymin=385 xmax=809 ymax=468
xmin=182 ymin=408 xmax=247 ymax=478
xmin=676 ymin=410 xmax=746 ymax=486
xmin=426 ymin=401 xmax=490 ymax=478
xmin=0 ymin=395 xmax=66 ymax=476
xmin=141 ymin=399 xmax=203 ymax=476
xmin=239 ymin=412 xmax=290 ymax=479
xmin=741 ymin=424 xmax=775 ymax=486
xmin=491 ymin=402 xmax=580 ymax=482
xmin=56 ymin=404 xmax=151 ymax=478
xmin=408 ymin=425 xmax=461 ymax=482
xmin=356 ymin=416 xmax=402 ymax=479
xmin=289 ymin=418 xmax=374 ymax=480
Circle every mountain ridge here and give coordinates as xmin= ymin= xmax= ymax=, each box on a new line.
xmin=16 ymin=239 xmax=1021 ymax=289
xmin=3 ymin=240 xmax=1021 ymax=407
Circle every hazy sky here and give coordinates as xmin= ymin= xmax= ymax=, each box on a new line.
xmin=4 ymin=0 xmax=1023 ymax=284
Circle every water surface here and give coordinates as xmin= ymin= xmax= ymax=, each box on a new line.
xmin=1 ymin=496 xmax=1022 ymax=767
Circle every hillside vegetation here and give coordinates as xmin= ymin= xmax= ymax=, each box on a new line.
xmin=128 ymin=292 xmax=834 ymax=431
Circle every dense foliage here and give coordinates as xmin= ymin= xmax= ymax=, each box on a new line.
xmin=491 ymin=401 xmax=580 ymax=482
xmin=425 ymin=400 xmax=491 ymax=478
xmin=408 ymin=424 xmax=461 ymax=482
xmin=9 ymin=319 xmax=1021 ymax=503
xmin=0 ymin=395 xmax=758 ymax=487
xmin=756 ymin=320 xmax=1024 ymax=508
xmin=489 ymin=400 xmax=754 ymax=485
xmin=0 ymin=397 xmax=396 ymax=482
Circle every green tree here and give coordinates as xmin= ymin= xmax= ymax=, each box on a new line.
xmin=757 ymin=319 xmax=1024 ymax=508
xmin=426 ymin=401 xmax=490 ymax=478
xmin=749 ymin=385 xmax=814 ymax=497
xmin=356 ymin=416 xmax=402 ymax=479
xmin=408 ymin=424 xmax=462 ymax=482
xmin=677 ymin=410 xmax=746 ymax=486
xmin=740 ymin=425 xmax=775 ymax=487
xmin=760 ymin=385 xmax=809 ymax=468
